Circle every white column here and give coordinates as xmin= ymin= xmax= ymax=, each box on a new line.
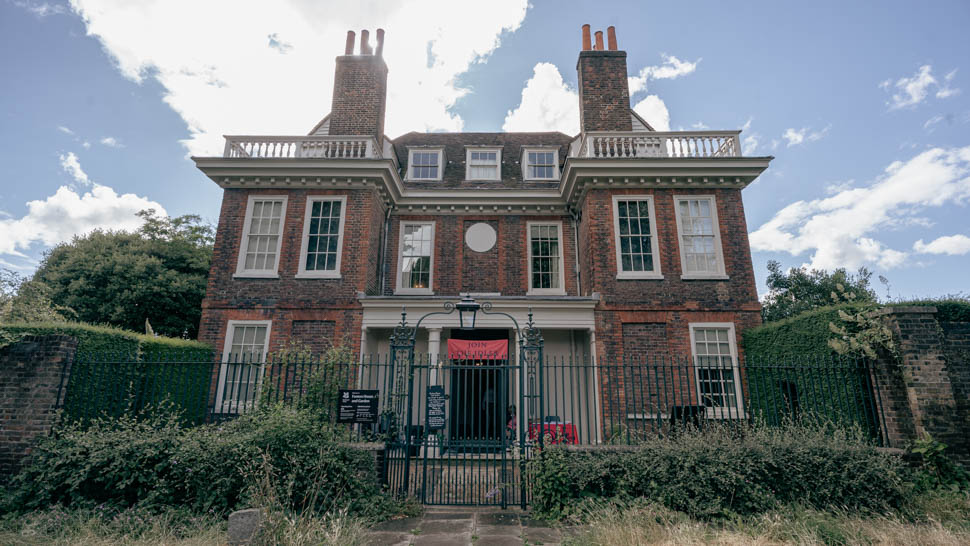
xmin=357 ymin=327 xmax=368 ymax=386
xmin=427 ymin=327 xmax=442 ymax=385
xmin=589 ymin=328 xmax=602 ymax=444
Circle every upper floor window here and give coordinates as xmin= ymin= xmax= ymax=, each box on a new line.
xmin=236 ymin=196 xmax=286 ymax=278
xmin=408 ymin=148 xmax=443 ymax=181
xmin=466 ymin=147 xmax=501 ymax=180
xmin=297 ymin=196 xmax=346 ymax=279
xmin=397 ymin=221 xmax=435 ymax=294
xmin=690 ymin=323 xmax=743 ymax=418
xmin=523 ymin=148 xmax=559 ymax=180
xmin=612 ymin=196 xmax=662 ymax=279
xmin=527 ymin=222 xmax=565 ymax=295
xmin=674 ymin=195 xmax=727 ymax=279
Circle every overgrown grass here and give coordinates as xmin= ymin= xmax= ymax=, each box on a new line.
xmin=565 ymin=491 xmax=970 ymax=545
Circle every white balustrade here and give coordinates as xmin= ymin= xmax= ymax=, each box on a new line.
xmin=579 ymin=131 xmax=741 ymax=159
xmin=224 ymin=136 xmax=381 ymax=159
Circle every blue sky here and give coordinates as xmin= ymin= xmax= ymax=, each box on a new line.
xmin=2 ymin=0 xmax=969 ymax=300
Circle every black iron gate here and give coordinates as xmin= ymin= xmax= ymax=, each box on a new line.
xmin=381 ymin=301 xmax=544 ymax=507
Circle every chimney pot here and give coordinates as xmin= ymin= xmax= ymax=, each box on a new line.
xmin=375 ymin=28 xmax=385 ymax=57
xmin=344 ymin=31 xmax=355 ymax=55
xmin=594 ymin=30 xmax=604 ymax=51
xmin=360 ymin=29 xmax=371 ymax=55
xmin=607 ymin=26 xmax=617 ymax=50
xmin=581 ymin=24 xmax=591 ymax=51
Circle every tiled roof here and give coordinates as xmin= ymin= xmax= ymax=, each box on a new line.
xmin=390 ymin=132 xmax=575 ymax=189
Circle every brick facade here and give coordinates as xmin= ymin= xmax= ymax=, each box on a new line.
xmin=0 ymin=335 xmax=76 ymax=480
xmin=872 ymin=307 xmax=970 ymax=463
xmin=328 ymin=54 xmax=388 ymax=144
xmin=577 ymin=51 xmax=633 ymax=132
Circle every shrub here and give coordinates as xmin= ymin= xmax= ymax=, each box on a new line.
xmin=529 ymin=422 xmax=907 ymax=520
xmin=3 ymin=406 xmax=393 ymax=519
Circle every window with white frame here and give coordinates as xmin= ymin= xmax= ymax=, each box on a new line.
xmin=527 ymin=222 xmax=565 ymax=294
xmin=236 ymin=196 xmax=286 ymax=277
xmin=408 ymin=149 xmax=443 ymax=180
xmin=612 ymin=196 xmax=662 ymax=278
xmin=674 ymin=196 xmax=726 ymax=278
xmin=297 ymin=196 xmax=346 ymax=278
xmin=397 ymin=222 xmax=435 ymax=293
xmin=466 ymin=148 xmax=501 ymax=180
xmin=523 ymin=149 xmax=558 ymax=180
xmin=218 ymin=321 xmax=271 ymax=413
xmin=690 ymin=324 xmax=743 ymax=417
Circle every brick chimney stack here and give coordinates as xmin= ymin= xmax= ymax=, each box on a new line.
xmin=577 ymin=24 xmax=632 ymax=132
xmin=328 ymin=29 xmax=388 ymax=146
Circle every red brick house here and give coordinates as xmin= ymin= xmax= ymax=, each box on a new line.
xmin=193 ymin=26 xmax=770 ymax=422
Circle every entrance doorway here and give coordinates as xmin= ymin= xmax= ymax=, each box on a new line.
xmin=447 ymin=328 xmax=511 ymax=451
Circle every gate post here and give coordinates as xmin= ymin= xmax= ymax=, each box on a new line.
xmin=388 ymin=309 xmax=416 ymax=497
xmin=518 ymin=311 xmax=544 ymax=509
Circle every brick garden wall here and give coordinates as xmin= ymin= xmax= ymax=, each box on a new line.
xmin=0 ymin=335 xmax=76 ymax=480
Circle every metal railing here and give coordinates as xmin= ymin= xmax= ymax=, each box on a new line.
xmin=57 ymin=351 xmax=885 ymax=446
xmin=577 ymin=131 xmax=742 ymax=158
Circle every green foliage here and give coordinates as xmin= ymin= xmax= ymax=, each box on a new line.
xmin=529 ymin=422 xmax=907 ymax=520
xmin=0 ymin=321 xmax=209 ymax=357
xmin=827 ymin=284 xmax=896 ymax=359
xmin=761 ymin=260 xmax=878 ymax=323
xmin=0 ymin=268 xmax=75 ymax=323
xmin=896 ymin=295 xmax=970 ymax=323
xmin=23 ymin=209 xmax=213 ymax=338
xmin=909 ymin=434 xmax=970 ymax=493
xmin=743 ymin=303 xmax=872 ymax=358
xmin=3 ymin=406 xmax=394 ymax=520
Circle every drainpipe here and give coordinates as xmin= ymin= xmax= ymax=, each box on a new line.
xmin=570 ymin=208 xmax=582 ymax=296
xmin=378 ymin=205 xmax=392 ymax=294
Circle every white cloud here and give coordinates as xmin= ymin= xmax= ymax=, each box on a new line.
xmin=57 ymin=125 xmax=74 ymax=135
xmin=914 ymin=234 xmax=970 ymax=255
xmin=59 ymin=152 xmax=91 ymax=187
xmin=782 ymin=125 xmax=829 ymax=147
xmin=0 ymin=154 xmax=165 ymax=256
xmin=502 ymin=63 xmax=579 ymax=133
xmin=13 ymin=1 xmax=68 ymax=17
xmin=632 ymin=95 xmax=670 ymax=131
xmin=742 ymin=134 xmax=759 ymax=155
xmin=100 ymin=136 xmax=124 ymax=148
xmin=937 ymin=69 xmax=960 ymax=99
xmin=69 ymin=0 xmax=529 ymax=155
xmin=749 ymin=146 xmax=970 ymax=271
xmin=628 ymin=54 xmax=699 ymax=94
xmin=882 ymin=65 xmax=960 ymax=109
xmin=924 ymin=114 xmax=945 ymax=131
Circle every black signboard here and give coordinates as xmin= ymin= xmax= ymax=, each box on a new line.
xmin=426 ymin=385 xmax=446 ymax=430
xmin=336 ymin=389 xmax=379 ymax=424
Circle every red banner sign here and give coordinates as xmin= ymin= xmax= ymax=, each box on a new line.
xmin=447 ymin=339 xmax=509 ymax=360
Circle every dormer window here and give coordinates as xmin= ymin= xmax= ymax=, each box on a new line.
xmin=407 ymin=148 xmax=444 ymax=181
xmin=466 ymin=147 xmax=501 ymax=181
xmin=522 ymin=148 xmax=559 ymax=180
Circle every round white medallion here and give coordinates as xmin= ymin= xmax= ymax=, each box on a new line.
xmin=465 ymin=223 xmax=497 ymax=253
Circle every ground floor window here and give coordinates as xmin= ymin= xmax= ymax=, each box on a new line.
xmin=217 ymin=320 xmax=271 ymax=413
xmin=689 ymin=323 xmax=743 ymax=417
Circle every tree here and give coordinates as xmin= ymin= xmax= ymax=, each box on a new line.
xmin=1 ymin=268 xmax=75 ymax=323
xmin=23 ymin=210 xmax=214 ymax=338
xmin=761 ymin=260 xmax=878 ymax=323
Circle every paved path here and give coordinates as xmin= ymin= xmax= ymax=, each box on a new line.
xmin=364 ymin=507 xmax=570 ymax=546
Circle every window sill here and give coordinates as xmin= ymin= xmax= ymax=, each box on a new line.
xmin=680 ymin=274 xmax=729 ymax=281
xmin=295 ymin=272 xmax=341 ymax=280
xmin=616 ymin=273 xmax=664 ymax=280
xmin=233 ymin=272 xmax=279 ymax=279
xmin=527 ymin=289 xmax=567 ymax=296
xmin=395 ymin=289 xmax=434 ymax=296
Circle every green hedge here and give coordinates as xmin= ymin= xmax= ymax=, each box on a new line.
xmin=529 ymin=423 xmax=907 ymax=520
xmin=896 ymin=298 xmax=970 ymax=323
xmin=0 ymin=322 xmax=212 ymax=424
xmin=3 ymin=406 xmax=394 ymax=518
xmin=742 ymin=303 xmax=871 ymax=358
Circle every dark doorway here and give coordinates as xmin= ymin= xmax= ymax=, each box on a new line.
xmin=448 ymin=329 xmax=510 ymax=450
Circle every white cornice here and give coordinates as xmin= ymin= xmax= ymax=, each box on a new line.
xmin=192 ymin=155 xmax=772 ymax=214
xmin=358 ymin=295 xmax=599 ymax=330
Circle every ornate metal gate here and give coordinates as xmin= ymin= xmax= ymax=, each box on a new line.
xmin=381 ymin=301 xmax=544 ymax=507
